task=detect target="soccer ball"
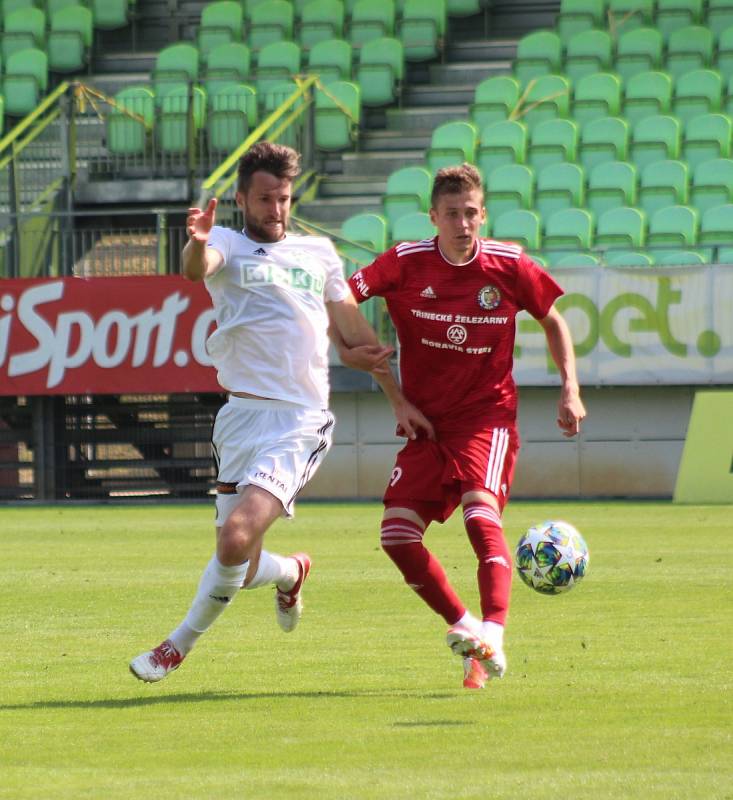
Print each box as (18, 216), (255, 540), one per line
(515, 520), (589, 595)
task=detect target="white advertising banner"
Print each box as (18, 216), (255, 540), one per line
(514, 264), (733, 385)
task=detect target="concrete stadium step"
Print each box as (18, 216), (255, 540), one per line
(446, 39), (519, 63)
(403, 84), (476, 107)
(297, 195), (383, 224)
(429, 61), (513, 85)
(87, 72), (152, 98)
(339, 150), (426, 177)
(385, 106), (469, 132)
(318, 175), (387, 198)
(92, 51), (157, 75)
(359, 130), (432, 152)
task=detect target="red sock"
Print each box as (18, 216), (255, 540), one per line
(381, 518), (465, 625)
(463, 503), (512, 625)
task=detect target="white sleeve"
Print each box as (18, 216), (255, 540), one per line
(206, 226), (231, 268)
(322, 238), (351, 303)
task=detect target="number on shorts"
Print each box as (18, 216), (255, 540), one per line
(389, 466), (403, 486)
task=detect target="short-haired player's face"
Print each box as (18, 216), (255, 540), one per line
(430, 188), (486, 255)
(236, 170), (292, 242)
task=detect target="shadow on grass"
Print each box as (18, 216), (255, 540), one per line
(0, 689), (457, 712)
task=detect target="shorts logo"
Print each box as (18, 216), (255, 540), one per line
(478, 285), (501, 310)
(447, 324), (468, 345)
(389, 467), (403, 486)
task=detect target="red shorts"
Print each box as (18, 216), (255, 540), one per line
(383, 426), (519, 524)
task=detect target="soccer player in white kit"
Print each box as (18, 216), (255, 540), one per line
(130, 142), (432, 682)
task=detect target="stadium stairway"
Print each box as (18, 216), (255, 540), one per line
(298, 1), (560, 226)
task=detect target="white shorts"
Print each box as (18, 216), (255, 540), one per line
(212, 395), (335, 525)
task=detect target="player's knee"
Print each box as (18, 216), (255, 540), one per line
(217, 519), (254, 565)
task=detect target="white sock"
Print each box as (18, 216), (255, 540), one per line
(456, 610), (483, 635)
(242, 551), (298, 591)
(482, 620), (505, 650)
(168, 555), (248, 656)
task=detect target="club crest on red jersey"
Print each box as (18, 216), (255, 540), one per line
(477, 285), (501, 310)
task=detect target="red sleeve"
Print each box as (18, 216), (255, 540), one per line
(514, 253), (564, 319)
(347, 247), (402, 303)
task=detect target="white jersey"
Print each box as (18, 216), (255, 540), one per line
(204, 226), (350, 408)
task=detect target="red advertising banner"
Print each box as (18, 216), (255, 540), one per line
(0, 277), (221, 395)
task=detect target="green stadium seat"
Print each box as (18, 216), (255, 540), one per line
(307, 37), (352, 84)
(700, 204), (733, 246)
(349, 0), (395, 49)
(197, 2), (243, 64)
(314, 80), (360, 151)
(426, 120), (477, 174)
(528, 118), (578, 172)
(564, 29), (613, 82)
(520, 74), (571, 127)
(477, 120), (527, 178)
(300, 0), (344, 50)
(596, 207), (647, 248)
(399, 0), (446, 62)
(243, 0), (269, 20)
(250, 0), (294, 51)
(106, 85), (154, 156)
(654, 250), (707, 265)
(153, 43), (199, 105)
(446, 0), (481, 17)
(535, 162), (585, 220)
(715, 25), (733, 77)
(341, 212), (388, 261)
(604, 250), (654, 265)
(709, 2), (733, 38)
(2, 47), (47, 115)
(492, 209), (541, 250)
(392, 211), (435, 243)
(355, 36), (402, 106)
(587, 161), (638, 217)
(48, 5), (92, 73)
(656, 0), (704, 39)
(666, 25), (713, 77)
(485, 163), (534, 222)
(614, 27), (663, 81)
(573, 72), (622, 125)
(579, 116), (630, 173)
(648, 205), (699, 251)
(513, 30), (562, 84)
(544, 208), (594, 259)
(91, 0), (131, 30)
(639, 160), (689, 217)
(673, 69), (723, 124)
(716, 246), (733, 264)
(470, 75), (520, 130)
(630, 115), (681, 170)
(553, 252), (601, 267)
(1, 8), (44, 61)
(691, 159), (733, 215)
(208, 83), (257, 153)
(557, 0), (605, 42)
(157, 84), (206, 155)
(608, 0), (653, 31)
(48, 0), (81, 13)
(683, 113), (732, 171)
(255, 40), (301, 98)
(1, 0), (36, 16)
(383, 166), (432, 229)
(623, 70), (673, 123)
(204, 42), (251, 97)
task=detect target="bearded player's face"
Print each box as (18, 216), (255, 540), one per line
(236, 171), (292, 243)
(430, 188), (486, 256)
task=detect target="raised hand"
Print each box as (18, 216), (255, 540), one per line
(187, 197), (218, 242)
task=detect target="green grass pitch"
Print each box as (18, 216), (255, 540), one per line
(1, 502), (731, 799)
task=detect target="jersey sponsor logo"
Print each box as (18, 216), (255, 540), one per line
(447, 324), (468, 345)
(420, 286), (437, 299)
(410, 308), (509, 325)
(236, 263), (325, 295)
(353, 270), (370, 298)
(478, 285), (501, 310)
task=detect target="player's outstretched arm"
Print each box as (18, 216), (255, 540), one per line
(182, 198), (223, 281)
(327, 296), (435, 441)
(537, 305), (586, 438)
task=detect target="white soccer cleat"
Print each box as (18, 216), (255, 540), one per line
(129, 639), (184, 683)
(275, 553), (311, 632)
(446, 624), (506, 680)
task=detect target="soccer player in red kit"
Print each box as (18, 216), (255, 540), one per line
(345, 164), (586, 688)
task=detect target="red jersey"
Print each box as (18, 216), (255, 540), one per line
(348, 236), (563, 430)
